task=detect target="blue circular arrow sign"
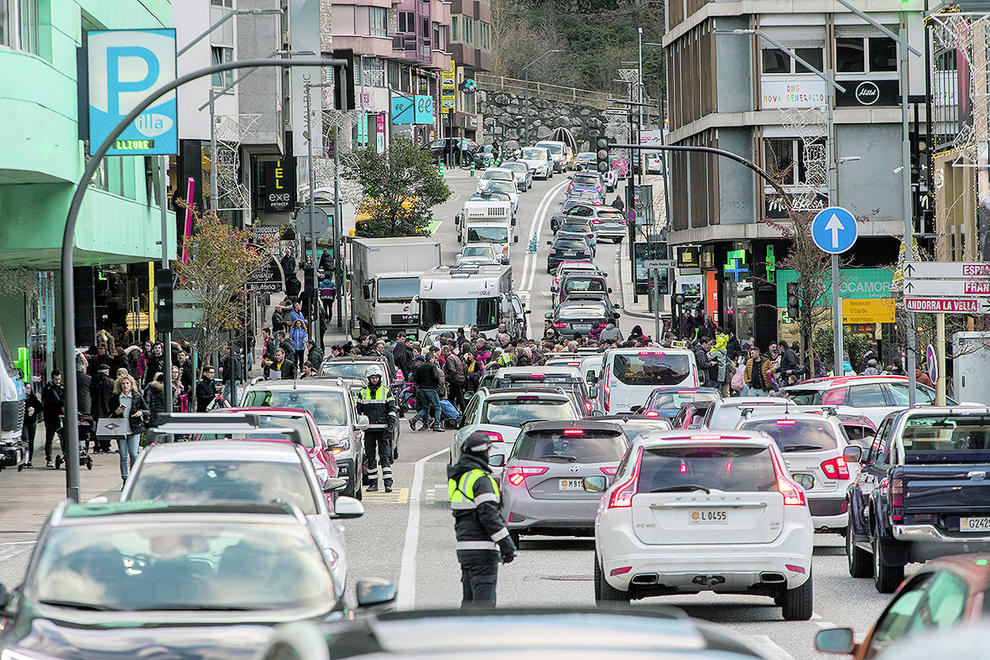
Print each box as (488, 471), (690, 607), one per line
(811, 206), (858, 254)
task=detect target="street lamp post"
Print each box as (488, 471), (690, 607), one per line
(304, 77), (333, 347)
(523, 49), (561, 145)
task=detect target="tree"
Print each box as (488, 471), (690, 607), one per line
(341, 136), (451, 237)
(172, 206), (272, 367)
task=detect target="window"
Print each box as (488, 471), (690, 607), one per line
(763, 137), (826, 186)
(422, 17), (428, 36)
(451, 16), (458, 41)
(868, 574), (932, 654)
(869, 37), (897, 72)
(847, 384), (888, 407)
(211, 46), (233, 87)
(513, 429), (626, 463)
(887, 383), (939, 406)
(399, 11), (412, 33)
(837, 35), (897, 74)
(762, 47), (823, 75)
(211, 0), (233, 6)
(916, 571), (968, 629)
(638, 446), (778, 493)
(370, 7), (388, 38)
(836, 37), (865, 72)
(1, 0), (39, 54)
(464, 16), (474, 44)
(738, 419), (839, 452)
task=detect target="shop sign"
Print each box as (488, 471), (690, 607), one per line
(775, 268), (894, 306)
(842, 298), (895, 324)
(260, 159), (296, 212)
(761, 76), (826, 109)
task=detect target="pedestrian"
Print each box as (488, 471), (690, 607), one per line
(75, 355), (93, 453)
(261, 328), (278, 363)
(357, 368), (398, 492)
(136, 340), (152, 382)
(146, 372), (167, 427)
(263, 348), (297, 380)
(699, 315), (717, 341)
(464, 352), (482, 395)
(443, 345), (467, 412)
(306, 339), (324, 370)
(175, 350), (194, 393)
(599, 321), (621, 343)
(447, 432), (516, 607)
(778, 340), (800, 380)
(92, 342), (114, 374)
(628, 325), (646, 342)
(300, 361), (317, 378)
(410, 354), (444, 431)
(110, 373), (149, 485)
(90, 364), (116, 453)
(693, 338), (716, 388)
(709, 338), (730, 396)
(289, 300), (306, 328)
(22, 382), (42, 468)
(916, 364), (934, 387)
(196, 365), (218, 412)
(862, 359), (881, 376)
(41, 369), (65, 467)
(391, 332), (413, 379)
(219, 344), (242, 400)
(278, 330), (294, 358)
(170, 364), (189, 412)
(744, 347), (773, 396)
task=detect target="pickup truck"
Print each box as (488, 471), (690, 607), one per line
(846, 406), (990, 593)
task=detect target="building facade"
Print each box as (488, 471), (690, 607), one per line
(448, 0), (493, 139)
(662, 0), (925, 348)
(0, 0), (174, 381)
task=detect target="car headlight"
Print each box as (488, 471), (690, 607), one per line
(329, 438), (350, 454)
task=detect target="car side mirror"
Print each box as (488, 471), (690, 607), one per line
(546, 240), (552, 245)
(511, 217), (517, 227)
(815, 628), (855, 654)
(362, 283), (373, 300)
(584, 476), (607, 492)
(523, 309), (532, 315)
(332, 496), (365, 519)
(356, 578), (397, 610)
(591, 409), (604, 417)
(323, 477), (348, 494)
(455, 213), (462, 227)
(550, 286), (558, 292)
(356, 415), (370, 430)
(843, 445), (863, 463)
(488, 454), (505, 467)
(629, 405), (642, 414)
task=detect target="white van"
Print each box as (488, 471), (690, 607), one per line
(591, 347), (698, 414)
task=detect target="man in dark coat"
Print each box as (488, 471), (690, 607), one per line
(90, 364), (116, 453)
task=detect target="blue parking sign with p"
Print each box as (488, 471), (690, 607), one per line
(87, 29), (178, 156)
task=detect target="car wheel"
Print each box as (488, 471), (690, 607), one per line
(872, 533), (903, 593)
(847, 518), (872, 578)
(594, 553), (630, 604)
(780, 575), (813, 621)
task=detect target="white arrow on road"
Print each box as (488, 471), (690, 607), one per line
(824, 213), (844, 249)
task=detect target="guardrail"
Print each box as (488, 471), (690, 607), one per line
(475, 73), (610, 109)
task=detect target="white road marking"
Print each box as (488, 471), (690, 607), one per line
(396, 447), (448, 610)
(743, 634), (797, 660)
(815, 620), (837, 629)
(522, 179), (570, 294)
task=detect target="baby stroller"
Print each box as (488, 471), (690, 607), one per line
(438, 398), (460, 430)
(395, 375), (416, 417)
(54, 414), (93, 471)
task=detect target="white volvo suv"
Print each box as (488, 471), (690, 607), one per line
(594, 430), (814, 620)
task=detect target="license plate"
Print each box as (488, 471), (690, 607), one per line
(566, 252), (579, 256)
(689, 510), (728, 524)
(960, 517), (990, 532)
(559, 479), (584, 490)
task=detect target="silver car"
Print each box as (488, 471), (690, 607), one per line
(119, 440), (364, 599)
(501, 161), (533, 191)
(500, 420), (627, 545)
(240, 381), (368, 500)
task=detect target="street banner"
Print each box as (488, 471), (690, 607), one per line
(86, 29), (177, 156)
(289, 0), (322, 157)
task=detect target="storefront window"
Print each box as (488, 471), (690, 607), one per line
(836, 37), (865, 73)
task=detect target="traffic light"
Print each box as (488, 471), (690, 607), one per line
(786, 281), (800, 322)
(595, 136), (611, 174)
(157, 267), (173, 332)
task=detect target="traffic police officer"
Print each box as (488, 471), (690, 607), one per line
(356, 367), (398, 492)
(448, 431), (516, 607)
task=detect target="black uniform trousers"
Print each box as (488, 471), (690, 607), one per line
(458, 549), (499, 607)
(363, 428), (393, 485)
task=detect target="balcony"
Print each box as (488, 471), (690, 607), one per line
(431, 49), (451, 71)
(432, 0), (451, 24)
(333, 33), (395, 58)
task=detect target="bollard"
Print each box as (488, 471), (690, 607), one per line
(470, 162), (475, 176)
(439, 161), (445, 176)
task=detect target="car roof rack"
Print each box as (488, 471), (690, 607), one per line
(150, 412), (302, 445)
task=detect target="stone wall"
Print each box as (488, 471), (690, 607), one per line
(478, 89), (625, 152)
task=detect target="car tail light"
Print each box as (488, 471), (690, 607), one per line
(479, 431), (503, 443)
(592, 218), (602, 224)
(568, 183), (574, 191)
(584, 250), (591, 255)
(645, 410), (659, 418)
(610, 566), (632, 576)
(596, 185), (602, 192)
(785, 564), (806, 574)
(586, 233), (593, 238)
(885, 477), (904, 521)
(776, 420), (796, 425)
(553, 323), (566, 328)
(563, 429), (584, 435)
(820, 456), (850, 480)
(601, 466), (618, 476)
(770, 450), (806, 506)
(608, 447), (642, 508)
(506, 465), (549, 486)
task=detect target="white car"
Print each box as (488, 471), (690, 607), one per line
(644, 154), (663, 174)
(594, 430), (814, 620)
(501, 161), (533, 191)
(518, 146), (553, 179)
(456, 244), (500, 266)
(592, 347), (699, 415)
(535, 140), (569, 173)
(699, 396), (795, 430)
(736, 411), (861, 533)
(476, 167), (515, 193)
(478, 179), (519, 215)
(119, 440), (363, 599)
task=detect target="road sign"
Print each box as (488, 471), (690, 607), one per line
(904, 297), (990, 314)
(903, 279), (990, 296)
(296, 208), (331, 235)
(903, 262), (990, 280)
(645, 259), (676, 270)
(926, 344), (938, 382)
(627, 208), (636, 223)
(811, 206), (858, 254)
(86, 29), (178, 156)
(248, 256), (283, 294)
(842, 298), (896, 324)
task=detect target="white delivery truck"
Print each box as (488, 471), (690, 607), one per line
(455, 198), (517, 264)
(417, 264), (528, 340)
(351, 237), (443, 336)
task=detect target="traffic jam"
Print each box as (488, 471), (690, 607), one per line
(3, 143), (990, 660)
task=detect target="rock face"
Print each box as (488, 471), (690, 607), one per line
(478, 89), (622, 152)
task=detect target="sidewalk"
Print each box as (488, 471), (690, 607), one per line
(615, 175), (669, 327)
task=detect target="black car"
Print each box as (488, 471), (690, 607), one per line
(553, 272), (610, 307)
(0, 501), (394, 660)
(546, 237), (593, 273)
(545, 299), (618, 340)
(424, 137), (481, 166)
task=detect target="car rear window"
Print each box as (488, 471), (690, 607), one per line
(708, 404), (790, 431)
(902, 416), (990, 463)
(564, 278), (606, 293)
(241, 390), (348, 427)
(513, 429), (626, 463)
(612, 352), (692, 386)
(785, 388), (821, 405)
(480, 399), (577, 426)
(573, 175), (598, 185)
(222, 414), (316, 448)
(736, 419), (838, 452)
(597, 210), (624, 221)
(637, 446), (777, 493)
(651, 391), (720, 411)
(555, 239), (587, 249)
(558, 305), (607, 320)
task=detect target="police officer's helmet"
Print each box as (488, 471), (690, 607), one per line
(460, 430), (497, 455)
(365, 365), (384, 383)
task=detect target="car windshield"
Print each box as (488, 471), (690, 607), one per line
(737, 419), (838, 451)
(318, 362), (378, 380)
(612, 353), (692, 387)
(241, 390), (349, 427)
(638, 446), (777, 493)
(573, 175), (599, 186)
(901, 415), (990, 463)
(127, 460), (319, 514)
(484, 181), (515, 194)
(557, 305), (607, 320)
(213, 414), (316, 448)
(420, 297), (500, 330)
(650, 391), (720, 411)
(377, 276), (419, 303)
(521, 148), (548, 160)
(513, 429), (626, 463)
(470, 191), (511, 202)
(468, 226), (509, 243)
(29, 521), (334, 611)
(538, 143), (564, 154)
(480, 398), (577, 426)
(462, 246), (494, 257)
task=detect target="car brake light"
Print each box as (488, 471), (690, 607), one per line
(610, 566), (632, 576)
(553, 323), (566, 328)
(480, 431), (503, 443)
(608, 447), (642, 508)
(820, 456), (850, 480)
(776, 419), (796, 425)
(516, 396), (539, 402)
(689, 435), (722, 441)
(563, 429), (584, 435)
(638, 351), (664, 356)
(645, 410), (659, 417)
(887, 477), (904, 521)
(568, 183), (574, 191)
(770, 450), (806, 506)
(592, 218), (602, 224)
(506, 465), (549, 486)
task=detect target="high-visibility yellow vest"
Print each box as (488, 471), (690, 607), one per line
(360, 386), (389, 401)
(448, 468), (499, 510)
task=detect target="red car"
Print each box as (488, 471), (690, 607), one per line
(816, 553), (990, 658)
(216, 407), (338, 500)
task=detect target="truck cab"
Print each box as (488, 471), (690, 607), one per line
(417, 265), (527, 340)
(456, 197), (517, 264)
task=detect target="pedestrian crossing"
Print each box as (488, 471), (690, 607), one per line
(361, 487), (410, 504)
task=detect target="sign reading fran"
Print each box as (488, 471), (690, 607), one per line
(259, 159), (297, 212)
(86, 29), (178, 156)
